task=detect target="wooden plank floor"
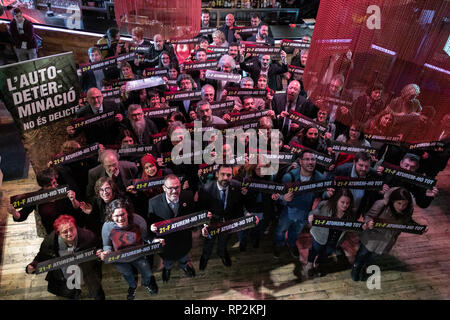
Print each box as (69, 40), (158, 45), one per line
(0, 164), (449, 300)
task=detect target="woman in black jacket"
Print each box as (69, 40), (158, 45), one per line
(25, 215), (104, 299)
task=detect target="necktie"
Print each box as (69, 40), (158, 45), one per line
(282, 102), (293, 136)
(169, 202), (178, 217)
(220, 189), (226, 209)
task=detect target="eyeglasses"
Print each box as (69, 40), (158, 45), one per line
(99, 187), (112, 194)
(164, 185), (180, 191)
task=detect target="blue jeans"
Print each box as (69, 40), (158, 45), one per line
(163, 253), (190, 270)
(353, 242), (377, 269)
(114, 257), (153, 288)
(307, 239), (338, 263)
(274, 213), (306, 248)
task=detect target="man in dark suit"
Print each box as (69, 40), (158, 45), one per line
(272, 80), (318, 141)
(169, 74), (198, 121)
(239, 50), (288, 91)
(67, 87), (123, 145)
(218, 14), (238, 45)
(197, 164), (247, 270)
(86, 149), (138, 202)
(327, 152), (382, 219)
(119, 104), (159, 145)
(246, 23), (275, 46)
(80, 47), (120, 93)
(148, 175), (197, 282)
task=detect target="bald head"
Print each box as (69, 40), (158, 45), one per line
(225, 14), (235, 27)
(87, 87), (103, 109)
(287, 80), (301, 102)
(154, 34), (164, 51)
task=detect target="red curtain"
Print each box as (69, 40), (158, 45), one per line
(114, 0), (202, 40)
(304, 0), (449, 141)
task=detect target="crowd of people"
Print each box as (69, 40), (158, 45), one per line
(5, 8), (450, 300)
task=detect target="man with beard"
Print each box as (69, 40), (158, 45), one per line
(273, 150), (328, 259)
(135, 34), (177, 69)
(239, 51), (288, 92)
(313, 74), (353, 138)
(378, 153), (438, 209)
(67, 87), (123, 145)
(227, 42), (241, 66)
(119, 104), (159, 146)
(327, 152), (381, 219)
(218, 14), (238, 45)
(86, 149), (138, 202)
(289, 125), (328, 154)
(246, 22), (275, 46)
(198, 165), (249, 270)
(148, 175), (197, 282)
(196, 100), (227, 126)
(169, 74), (198, 121)
(273, 80), (318, 141)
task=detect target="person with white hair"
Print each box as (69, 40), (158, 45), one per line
(86, 149), (138, 202)
(118, 104), (159, 145)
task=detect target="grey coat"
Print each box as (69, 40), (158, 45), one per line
(360, 187), (415, 255)
(308, 201), (347, 245)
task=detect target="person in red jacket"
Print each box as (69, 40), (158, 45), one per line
(8, 8), (38, 61)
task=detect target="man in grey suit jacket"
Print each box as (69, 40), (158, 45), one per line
(86, 149), (138, 202)
(148, 175), (197, 283)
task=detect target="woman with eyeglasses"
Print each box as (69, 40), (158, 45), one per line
(313, 108), (336, 141)
(81, 177), (126, 236)
(334, 122), (372, 166)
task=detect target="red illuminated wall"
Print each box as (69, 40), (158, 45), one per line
(114, 0), (202, 40)
(304, 0), (449, 142)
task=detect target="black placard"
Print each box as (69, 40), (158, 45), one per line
(117, 145), (153, 157)
(78, 53), (135, 74)
(72, 110), (115, 129)
(284, 179), (334, 194)
(11, 185), (70, 209)
(205, 70), (242, 82)
(104, 242), (163, 264)
(153, 211), (210, 236)
(182, 60), (218, 71)
(143, 106), (177, 118)
(330, 141), (377, 156)
(143, 67), (169, 77)
(381, 162), (436, 189)
(207, 215), (258, 237)
(334, 176), (383, 189)
(287, 142), (334, 168)
(35, 247), (98, 274)
(287, 109), (327, 133)
(51, 144), (99, 166)
(225, 87), (267, 97)
(164, 90), (202, 102)
(229, 110), (269, 123)
(312, 216), (426, 235)
(281, 39), (311, 49)
(240, 178), (285, 194)
(288, 65), (304, 75)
